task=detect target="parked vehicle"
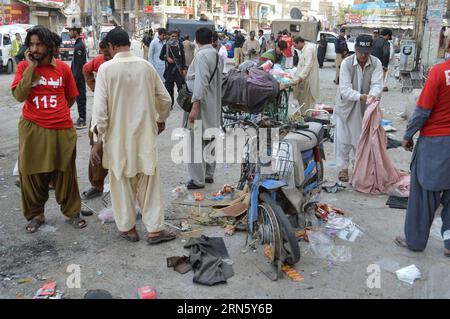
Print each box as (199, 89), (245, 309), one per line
(0, 25), (28, 74)
(166, 18), (215, 42)
(316, 31), (355, 61)
(223, 108), (331, 280)
(60, 27), (75, 61)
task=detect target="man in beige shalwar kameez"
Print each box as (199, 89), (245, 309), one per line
(91, 27), (175, 244)
(292, 36), (319, 115)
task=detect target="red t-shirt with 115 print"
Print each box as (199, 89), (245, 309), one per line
(11, 60), (79, 129)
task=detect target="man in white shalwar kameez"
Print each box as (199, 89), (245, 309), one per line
(148, 28), (166, 82)
(91, 27), (175, 244)
(334, 34), (384, 182)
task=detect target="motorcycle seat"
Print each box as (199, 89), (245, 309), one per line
(283, 122), (323, 152)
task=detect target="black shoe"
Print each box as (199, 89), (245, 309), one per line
(383, 87), (389, 92)
(75, 118), (87, 129)
(333, 80), (339, 85)
(205, 177), (214, 184)
(186, 180), (205, 190)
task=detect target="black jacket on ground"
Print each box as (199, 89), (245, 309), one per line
(71, 38), (87, 82)
(372, 37), (390, 68)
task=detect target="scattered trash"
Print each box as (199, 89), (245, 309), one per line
(386, 196), (408, 210)
(96, 271), (103, 277)
(18, 277), (34, 284)
(224, 223), (236, 236)
(387, 137), (402, 149)
(84, 289), (113, 299)
(194, 192), (204, 201)
(171, 185), (188, 198)
(306, 231), (352, 262)
(311, 271), (319, 277)
(325, 216), (363, 242)
(34, 282), (62, 299)
(167, 256), (192, 274)
(138, 286), (157, 299)
(39, 224), (57, 233)
(395, 264), (421, 285)
(295, 228), (311, 242)
(281, 264), (304, 281)
(98, 207), (115, 224)
(322, 182), (346, 193)
(315, 203), (344, 221)
(181, 221), (192, 232)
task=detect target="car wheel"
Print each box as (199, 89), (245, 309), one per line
(7, 60), (13, 74)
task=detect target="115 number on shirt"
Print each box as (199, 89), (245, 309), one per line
(32, 95), (57, 109)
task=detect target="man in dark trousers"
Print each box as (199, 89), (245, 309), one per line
(395, 45), (450, 257)
(371, 28), (391, 91)
(334, 28), (348, 85)
(234, 30), (245, 67)
(160, 30), (186, 108)
(69, 23), (87, 129)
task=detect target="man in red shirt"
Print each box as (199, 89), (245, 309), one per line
(80, 39), (112, 201)
(281, 30), (294, 68)
(11, 26), (87, 233)
(395, 45), (450, 256)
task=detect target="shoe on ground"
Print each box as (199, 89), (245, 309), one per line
(205, 177), (214, 184)
(186, 180), (205, 190)
(75, 118), (87, 129)
(383, 87), (389, 92)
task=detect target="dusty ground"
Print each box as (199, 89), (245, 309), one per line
(1, 43), (449, 299)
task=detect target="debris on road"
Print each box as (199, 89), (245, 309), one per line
(138, 286), (157, 299)
(281, 264), (304, 281)
(34, 281), (63, 299)
(305, 231), (352, 262)
(395, 265), (421, 285)
(322, 182), (346, 193)
(84, 289), (113, 299)
(98, 207), (115, 224)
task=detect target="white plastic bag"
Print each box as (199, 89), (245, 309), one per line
(395, 264), (421, 285)
(98, 207), (115, 224)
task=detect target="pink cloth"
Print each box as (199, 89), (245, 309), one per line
(351, 100), (410, 197)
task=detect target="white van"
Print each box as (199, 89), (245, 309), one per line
(0, 25), (28, 74)
(316, 31), (355, 61)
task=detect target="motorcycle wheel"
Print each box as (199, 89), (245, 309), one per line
(258, 192), (300, 266)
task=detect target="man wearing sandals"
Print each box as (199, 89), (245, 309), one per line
(334, 34), (383, 183)
(91, 27), (175, 244)
(10, 26), (87, 233)
(80, 39), (112, 201)
(395, 46), (450, 256)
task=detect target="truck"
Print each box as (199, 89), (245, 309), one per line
(271, 19), (320, 43)
(166, 18), (215, 41)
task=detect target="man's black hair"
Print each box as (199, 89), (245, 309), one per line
(195, 27), (213, 45)
(184, 34), (190, 40)
(212, 31), (219, 42)
(258, 30), (263, 34)
(158, 28), (166, 35)
(169, 30), (178, 35)
(277, 40), (287, 51)
(293, 36), (305, 43)
(105, 27), (130, 47)
(25, 25), (56, 58)
(51, 32), (62, 48)
(99, 38), (108, 49)
(282, 29), (288, 35)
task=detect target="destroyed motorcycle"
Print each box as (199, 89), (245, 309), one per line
(223, 112), (330, 280)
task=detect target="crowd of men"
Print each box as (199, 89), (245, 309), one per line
(8, 23), (450, 257)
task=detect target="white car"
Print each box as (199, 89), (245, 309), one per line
(316, 31), (355, 61)
(0, 25), (28, 74)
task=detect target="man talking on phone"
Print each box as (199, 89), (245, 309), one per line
(10, 26), (86, 233)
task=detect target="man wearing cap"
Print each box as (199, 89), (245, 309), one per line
(334, 34), (384, 182)
(372, 29), (379, 40)
(292, 36), (319, 114)
(68, 23), (87, 129)
(334, 28), (349, 85)
(372, 28), (391, 91)
(395, 44), (450, 257)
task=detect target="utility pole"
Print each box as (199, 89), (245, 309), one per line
(121, 0), (124, 27)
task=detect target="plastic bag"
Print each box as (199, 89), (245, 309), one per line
(171, 185), (188, 199)
(395, 264), (421, 285)
(306, 231), (352, 262)
(98, 207), (115, 224)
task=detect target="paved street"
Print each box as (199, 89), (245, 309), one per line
(1, 42), (449, 299)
